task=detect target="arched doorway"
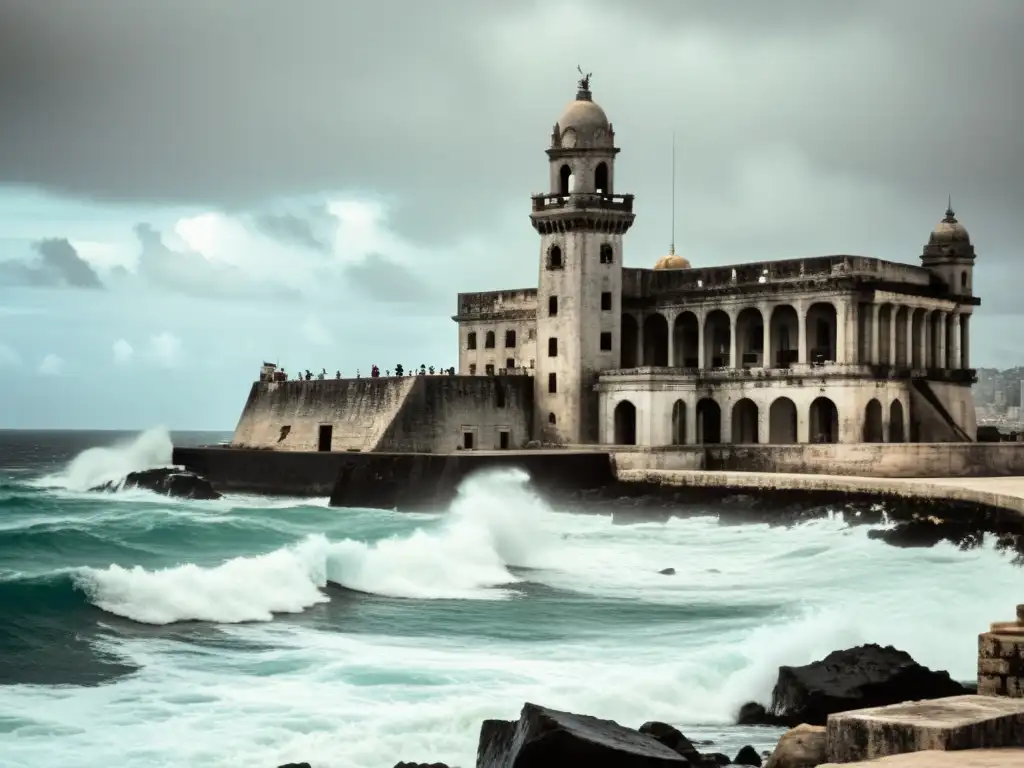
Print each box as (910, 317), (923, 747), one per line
(768, 397), (797, 443)
(889, 400), (905, 443)
(595, 162), (609, 194)
(810, 397), (839, 443)
(735, 308), (765, 368)
(671, 400), (686, 445)
(643, 313), (669, 366)
(559, 164), (573, 195)
(731, 398), (759, 443)
(704, 310), (731, 368)
(620, 314), (638, 367)
(770, 305), (799, 368)
(696, 398), (721, 444)
(614, 401), (637, 445)
(805, 302), (838, 364)
(864, 399), (884, 442)
(673, 312), (699, 368)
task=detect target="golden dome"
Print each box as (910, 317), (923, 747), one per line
(653, 252), (691, 270)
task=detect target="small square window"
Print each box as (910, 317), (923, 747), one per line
(601, 292), (612, 311)
(600, 332), (612, 351)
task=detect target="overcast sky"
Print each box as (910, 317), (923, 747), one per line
(0, 0), (1021, 429)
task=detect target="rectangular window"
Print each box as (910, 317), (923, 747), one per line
(599, 244), (613, 264)
(548, 337), (558, 357)
(505, 329), (516, 348)
(499, 430), (510, 450)
(548, 296), (558, 316)
(463, 431), (474, 450)
(469, 363), (477, 375)
(505, 357), (515, 370)
(467, 332), (477, 350)
(600, 332), (612, 351)
(601, 292), (612, 311)
(484, 332), (495, 349)
(528, 328), (536, 340)
(485, 363), (495, 376)
(548, 372), (557, 393)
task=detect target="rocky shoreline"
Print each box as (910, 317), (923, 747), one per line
(275, 643), (974, 768)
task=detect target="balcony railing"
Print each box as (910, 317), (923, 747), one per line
(531, 192), (634, 213)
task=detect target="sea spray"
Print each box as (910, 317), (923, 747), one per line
(33, 427), (175, 492)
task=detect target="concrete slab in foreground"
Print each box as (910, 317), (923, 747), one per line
(826, 695), (1024, 763)
(820, 748), (1024, 767)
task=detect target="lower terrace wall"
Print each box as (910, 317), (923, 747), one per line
(611, 443), (1024, 478)
(230, 375), (534, 453)
(171, 446), (613, 505)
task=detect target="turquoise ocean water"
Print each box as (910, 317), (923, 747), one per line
(0, 428), (1019, 768)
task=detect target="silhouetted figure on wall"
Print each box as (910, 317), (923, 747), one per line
(395, 364), (404, 377)
(371, 365), (380, 378)
(448, 367), (455, 375)
(304, 370), (312, 381)
(419, 364), (426, 375)
(335, 370), (341, 379)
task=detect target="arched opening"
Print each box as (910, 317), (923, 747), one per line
(558, 164), (572, 195)
(548, 412), (556, 425)
(769, 305), (799, 368)
(614, 400), (637, 445)
(805, 302), (837, 364)
(731, 398), (759, 444)
(911, 308), (925, 368)
(484, 330), (495, 349)
(768, 397), (797, 443)
(696, 398), (721, 444)
(864, 399), (884, 442)
(703, 309), (731, 368)
(547, 244), (563, 269)
(961, 271), (968, 290)
(673, 312), (699, 368)
(889, 400), (905, 443)
(595, 162), (609, 194)
(735, 307), (765, 367)
(671, 400), (686, 445)
(894, 306), (908, 366)
(505, 329), (517, 348)
(599, 243), (614, 264)
(810, 397), (839, 444)
(620, 314), (638, 367)
(643, 313), (669, 367)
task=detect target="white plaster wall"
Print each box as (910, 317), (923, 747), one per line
(458, 319), (537, 375)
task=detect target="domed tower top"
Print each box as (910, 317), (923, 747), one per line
(921, 196), (976, 295)
(653, 246), (691, 270)
(550, 67), (615, 150)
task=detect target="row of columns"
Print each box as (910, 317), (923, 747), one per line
(865, 305), (970, 370)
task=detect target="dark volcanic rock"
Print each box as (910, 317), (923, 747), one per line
(733, 744), (762, 766)
(394, 763), (451, 768)
(477, 703), (687, 767)
(91, 467), (221, 500)
(277, 763), (312, 768)
(735, 702), (788, 727)
(747, 643), (969, 726)
(639, 721), (701, 762)
(658, 568), (677, 575)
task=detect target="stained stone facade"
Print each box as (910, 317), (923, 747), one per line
(978, 605), (1024, 698)
(453, 78), (980, 447)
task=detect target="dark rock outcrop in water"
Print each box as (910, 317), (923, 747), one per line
(394, 763), (452, 768)
(90, 467), (221, 500)
(738, 643), (969, 727)
(477, 703), (688, 766)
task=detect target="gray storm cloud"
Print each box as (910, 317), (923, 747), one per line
(0, 0), (1021, 309)
(0, 238), (103, 288)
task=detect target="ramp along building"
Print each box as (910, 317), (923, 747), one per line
(453, 72), (979, 447)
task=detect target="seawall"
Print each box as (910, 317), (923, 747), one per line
(230, 375), (534, 452)
(171, 446), (614, 507)
(612, 443), (1024, 478)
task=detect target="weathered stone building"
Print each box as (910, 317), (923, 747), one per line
(454, 74), (980, 447)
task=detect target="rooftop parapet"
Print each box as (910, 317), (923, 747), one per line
(454, 288), (538, 321)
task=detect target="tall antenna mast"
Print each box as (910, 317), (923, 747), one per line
(670, 130), (676, 255)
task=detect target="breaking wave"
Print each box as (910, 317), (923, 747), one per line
(31, 427), (175, 493)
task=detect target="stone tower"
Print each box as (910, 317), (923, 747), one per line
(921, 199), (976, 297)
(530, 72), (635, 444)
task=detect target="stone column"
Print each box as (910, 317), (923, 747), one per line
(962, 314), (971, 368)
(905, 311), (915, 369)
(937, 311), (948, 369)
(728, 310), (737, 368)
(667, 313), (676, 367)
(697, 313), (705, 370)
(835, 298), (848, 364)
(797, 302), (808, 364)
(915, 310), (927, 369)
(685, 399), (698, 445)
(846, 301), (859, 364)
(950, 314), (962, 370)
(870, 303), (881, 364)
(887, 306), (897, 367)
(762, 304), (773, 368)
